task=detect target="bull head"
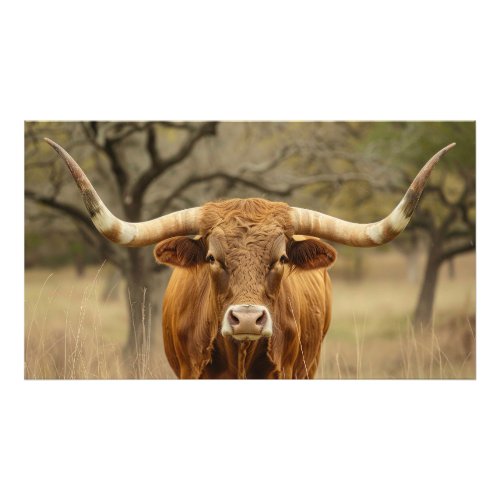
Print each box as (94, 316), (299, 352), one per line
(152, 209), (338, 341)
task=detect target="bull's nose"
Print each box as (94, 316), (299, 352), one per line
(229, 306), (267, 332)
(221, 304), (273, 341)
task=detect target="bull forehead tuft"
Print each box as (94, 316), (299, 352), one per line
(224, 224), (283, 259)
(199, 198), (294, 236)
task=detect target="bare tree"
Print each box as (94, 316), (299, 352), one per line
(295, 121), (476, 328)
(410, 168), (475, 327)
(26, 122), (219, 365)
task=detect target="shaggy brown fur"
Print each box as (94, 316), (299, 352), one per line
(155, 198), (336, 379)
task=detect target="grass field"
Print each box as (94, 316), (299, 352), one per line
(24, 249), (476, 379)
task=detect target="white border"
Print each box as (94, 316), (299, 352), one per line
(3, 1), (497, 499)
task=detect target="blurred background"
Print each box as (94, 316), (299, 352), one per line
(24, 121), (475, 379)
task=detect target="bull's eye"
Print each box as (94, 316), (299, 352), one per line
(280, 255), (289, 264)
(207, 254), (216, 264)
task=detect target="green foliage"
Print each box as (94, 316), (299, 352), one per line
(25, 228), (99, 268)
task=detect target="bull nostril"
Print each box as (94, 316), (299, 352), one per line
(229, 311), (240, 326)
(256, 311), (266, 326)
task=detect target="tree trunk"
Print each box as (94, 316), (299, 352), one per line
(406, 245), (419, 285)
(413, 240), (442, 330)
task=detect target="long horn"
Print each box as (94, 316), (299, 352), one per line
(290, 143), (456, 247)
(44, 138), (200, 246)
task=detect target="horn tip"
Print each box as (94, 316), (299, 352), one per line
(442, 142), (456, 154)
(432, 143), (456, 163)
(44, 137), (60, 151)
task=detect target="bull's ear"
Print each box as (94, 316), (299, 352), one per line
(287, 238), (337, 270)
(154, 236), (206, 268)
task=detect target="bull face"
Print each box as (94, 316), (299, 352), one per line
(154, 216), (337, 342)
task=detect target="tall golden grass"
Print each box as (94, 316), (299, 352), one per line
(24, 250), (475, 379)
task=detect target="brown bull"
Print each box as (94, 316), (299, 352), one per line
(44, 138), (455, 379)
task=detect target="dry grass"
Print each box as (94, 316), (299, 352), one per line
(316, 250), (476, 379)
(24, 263), (175, 379)
(24, 250), (475, 379)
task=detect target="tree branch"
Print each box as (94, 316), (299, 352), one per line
(157, 122), (198, 133)
(424, 184), (455, 207)
(129, 122), (218, 210)
(106, 122), (150, 144)
(151, 172), (298, 217)
(445, 228), (476, 241)
(103, 138), (129, 194)
(82, 122), (130, 196)
(145, 125), (159, 168)
(25, 190), (126, 269)
(74, 225), (128, 271)
(25, 190), (96, 231)
(439, 241), (476, 263)
(239, 145), (298, 174)
(149, 165), (412, 219)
